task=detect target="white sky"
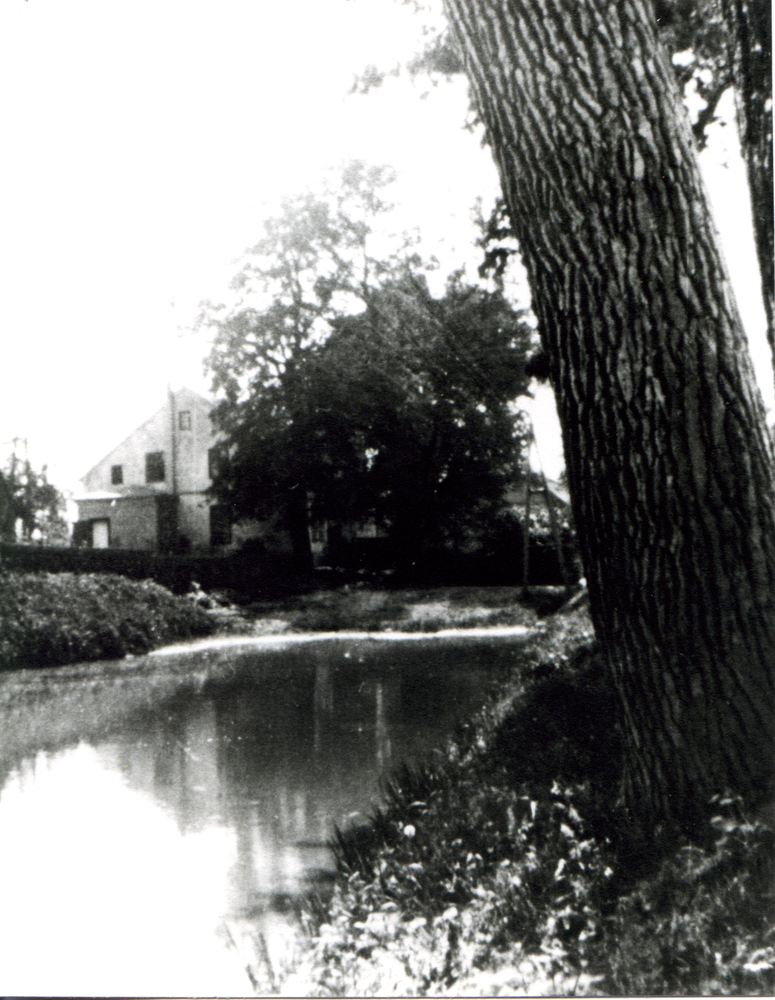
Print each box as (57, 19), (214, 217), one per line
(0, 0), (770, 494)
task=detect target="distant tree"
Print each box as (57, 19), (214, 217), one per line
(201, 166), (533, 570)
(202, 162), (411, 570)
(304, 273), (532, 565)
(1, 446), (68, 545)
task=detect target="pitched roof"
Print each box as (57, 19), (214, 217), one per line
(78, 386), (213, 485)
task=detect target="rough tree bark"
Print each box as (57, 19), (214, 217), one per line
(719, 0), (774, 383)
(444, 0), (775, 832)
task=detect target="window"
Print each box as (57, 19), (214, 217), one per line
(145, 451), (165, 483)
(209, 504), (232, 546)
(178, 410), (191, 431)
(111, 464), (123, 485)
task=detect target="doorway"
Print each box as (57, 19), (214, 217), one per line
(92, 519), (110, 548)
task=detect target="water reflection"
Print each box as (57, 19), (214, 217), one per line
(0, 743), (248, 997)
(0, 636), (512, 995)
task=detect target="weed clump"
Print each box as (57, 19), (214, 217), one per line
(0, 571), (215, 670)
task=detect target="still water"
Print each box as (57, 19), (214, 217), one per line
(0, 632), (525, 996)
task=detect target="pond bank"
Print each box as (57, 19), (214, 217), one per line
(0, 571), (571, 673)
(226, 583), (565, 636)
(264, 599), (775, 997)
(2, 574), (771, 995)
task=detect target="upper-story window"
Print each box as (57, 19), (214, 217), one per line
(145, 451), (165, 483)
(178, 410), (192, 431)
(111, 464), (123, 485)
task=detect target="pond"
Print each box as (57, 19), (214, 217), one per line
(0, 629), (529, 996)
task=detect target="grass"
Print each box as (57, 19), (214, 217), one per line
(0, 571), (216, 671)
(236, 584), (572, 636)
(272, 601), (775, 997)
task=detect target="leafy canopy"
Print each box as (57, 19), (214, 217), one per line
(200, 163), (534, 558)
(0, 446), (68, 545)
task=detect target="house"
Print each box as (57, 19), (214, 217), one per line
(504, 473), (570, 520)
(502, 472), (572, 546)
(74, 387), (235, 552)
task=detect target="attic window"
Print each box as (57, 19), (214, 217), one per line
(111, 464), (123, 485)
(178, 410), (192, 431)
(145, 451), (165, 483)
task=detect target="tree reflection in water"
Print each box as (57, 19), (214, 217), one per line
(0, 634), (517, 994)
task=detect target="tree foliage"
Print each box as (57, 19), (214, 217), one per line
(201, 165), (533, 568)
(308, 275), (532, 556)
(206, 163), (407, 399)
(0, 447), (68, 545)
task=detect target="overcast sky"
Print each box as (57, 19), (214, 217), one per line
(0, 0), (769, 494)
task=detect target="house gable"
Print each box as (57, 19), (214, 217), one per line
(75, 388), (222, 552)
(80, 388), (215, 496)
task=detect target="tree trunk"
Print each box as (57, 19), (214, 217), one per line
(445, 0), (775, 832)
(286, 482), (314, 575)
(719, 0), (774, 384)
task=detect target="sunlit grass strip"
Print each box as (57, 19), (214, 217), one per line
(151, 624), (535, 656)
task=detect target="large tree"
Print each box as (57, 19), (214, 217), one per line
(443, 0), (775, 834)
(203, 166), (532, 570)
(203, 162), (404, 571)
(378, 0), (773, 375)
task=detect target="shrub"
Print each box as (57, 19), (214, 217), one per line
(0, 571), (215, 670)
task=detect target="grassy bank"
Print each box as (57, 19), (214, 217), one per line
(0, 571), (216, 671)
(274, 603), (774, 997)
(235, 583), (570, 635)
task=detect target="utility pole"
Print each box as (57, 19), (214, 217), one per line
(168, 383), (177, 496)
(522, 430), (532, 588)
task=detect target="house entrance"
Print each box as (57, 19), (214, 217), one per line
(92, 519), (110, 549)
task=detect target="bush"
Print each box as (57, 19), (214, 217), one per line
(0, 571), (216, 670)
